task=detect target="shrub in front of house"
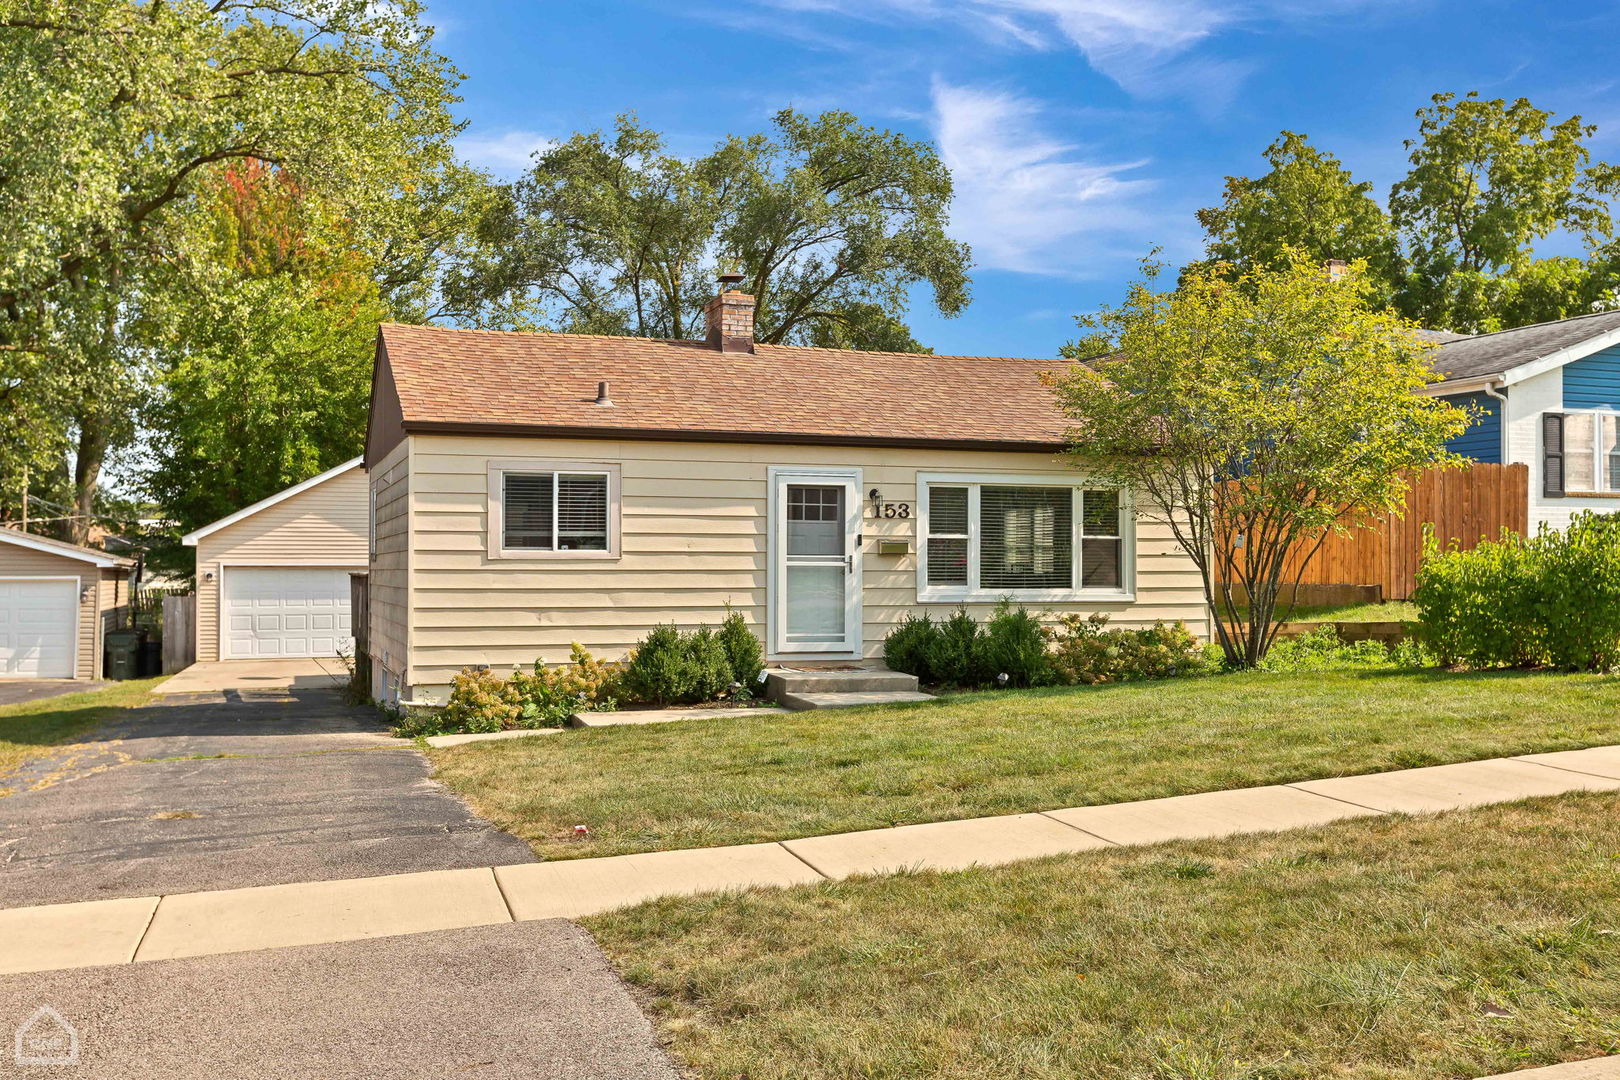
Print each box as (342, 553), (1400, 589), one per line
(410, 666), (520, 737)
(390, 645), (625, 737)
(1045, 613), (1207, 685)
(1413, 511), (1620, 670)
(717, 609), (764, 688)
(883, 613), (937, 684)
(623, 617), (767, 707)
(925, 607), (984, 687)
(978, 600), (1053, 687)
(882, 605), (1198, 689)
(507, 643), (626, 727)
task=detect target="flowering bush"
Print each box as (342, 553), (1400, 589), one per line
(508, 643), (626, 727)
(391, 645), (625, 737)
(1045, 613), (1207, 685)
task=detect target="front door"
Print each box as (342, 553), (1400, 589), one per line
(770, 468), (861, 656)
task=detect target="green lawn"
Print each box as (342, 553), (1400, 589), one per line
(429, 669), (1620, 860)
(1267, 600), (1418, 623)
(587, 792), (1620, 1080)
(0, 678), (165, 781)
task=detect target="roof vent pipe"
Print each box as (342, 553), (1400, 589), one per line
(594, 381), (614, 407)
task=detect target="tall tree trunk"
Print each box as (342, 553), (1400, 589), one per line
(70, 413), (106, 545)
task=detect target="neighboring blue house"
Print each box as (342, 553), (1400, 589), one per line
(1421, 310), (1620, 530)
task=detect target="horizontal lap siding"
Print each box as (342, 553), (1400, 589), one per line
(369, 441), (410, 698)
(404, 435), (1212, 700)
(194, 467), (369, 662)
(0, 546), (103, 679)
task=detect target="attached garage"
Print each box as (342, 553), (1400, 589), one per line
(0, 529), (135, 680)
(183, 457), (367, 664)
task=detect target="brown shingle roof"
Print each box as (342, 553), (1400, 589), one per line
(379, 324), (1072, 451)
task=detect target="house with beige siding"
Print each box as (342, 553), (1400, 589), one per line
(363, 282), (1212, 706)
(0, 529), (133, 680)
(181, 458), (367, 662)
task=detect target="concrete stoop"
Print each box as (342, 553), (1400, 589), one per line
(763, 668), (931, 710)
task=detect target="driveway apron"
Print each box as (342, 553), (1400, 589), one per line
(0, 688), (535, 908)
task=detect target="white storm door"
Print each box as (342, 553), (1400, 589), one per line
(770, 468), (861, 655)
(0, 579), (77, 678)
(223, 567), (354, 659)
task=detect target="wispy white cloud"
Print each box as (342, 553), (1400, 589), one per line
(931, 81), (1159, 276)
(757, 0), (1389, 101)
(457, 129), (555, 174)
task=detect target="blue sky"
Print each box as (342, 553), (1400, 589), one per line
(428, 0), (1620, 358)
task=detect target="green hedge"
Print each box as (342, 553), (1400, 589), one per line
(884, 603), (1205, 688)
(1412, 511), (1620, 670)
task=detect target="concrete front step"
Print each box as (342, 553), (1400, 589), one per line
(778, 690), (935, 710)
(763, 668), (919, 702)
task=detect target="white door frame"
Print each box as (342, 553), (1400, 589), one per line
(766, 466), (863, 659)
(217, 562), (365, 660)
(0, 576), (81, 680)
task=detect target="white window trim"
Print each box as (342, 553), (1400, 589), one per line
(486, 459), (621, 561)
(916, 472), (1136, 604)
(766, 465), (864, 659)
(1557, 408), (1620, 494)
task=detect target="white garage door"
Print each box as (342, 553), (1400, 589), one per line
(0, 579), (77, 679)
(223, 568), (355, 659)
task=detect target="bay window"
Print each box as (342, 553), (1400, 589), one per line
(919, 475), (1131, 600)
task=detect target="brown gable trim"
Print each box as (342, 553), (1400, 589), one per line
(402, 420), (1070, 455)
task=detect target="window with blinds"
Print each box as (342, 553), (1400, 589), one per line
(921, 480), (1126, 596)
(925, 486), (969, 585)
(503, 471), (609, 551)
(981, 486), (1072, 589)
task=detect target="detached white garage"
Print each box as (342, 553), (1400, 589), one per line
(183, 458), (367, 663)
(0, 529), (135, 680)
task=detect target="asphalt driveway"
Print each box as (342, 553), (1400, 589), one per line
(0, 688), (535, 908)
(0, 921), (681, 1079)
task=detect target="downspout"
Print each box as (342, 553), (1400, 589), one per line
(1483, 381), (1508, 464)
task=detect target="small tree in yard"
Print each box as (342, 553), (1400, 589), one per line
(1046, 251), (1471, 667)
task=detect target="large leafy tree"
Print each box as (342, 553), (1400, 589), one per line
(449, 111), (970, 348)
(1390, 92), (1619, 330)
(1193, 92), (1620, 334)
(0, 0), (462, 541)
(1048, 252), (1469, 667)
(137, 164), (386, 573)
(1196, 131), (1400, 304)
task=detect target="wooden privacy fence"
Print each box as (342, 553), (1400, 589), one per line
(1276, 462), (1528, 600)
(162, 593), (196, 674)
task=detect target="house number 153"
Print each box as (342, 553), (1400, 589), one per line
(873, 503), (911, 518)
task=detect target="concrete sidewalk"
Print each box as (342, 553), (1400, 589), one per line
(4, 744), (1619, 977)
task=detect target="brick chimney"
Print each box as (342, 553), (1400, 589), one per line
(704, 272), (755, 353)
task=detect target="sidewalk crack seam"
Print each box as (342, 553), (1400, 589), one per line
(1510, 757), (1620, 783)
(1282, 784), (1392, 815)
(488, 867), (519, 923)
(128, 895), (164, 964)
(1036, 811), (1122, 846)
(775, 842), (833, 880)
